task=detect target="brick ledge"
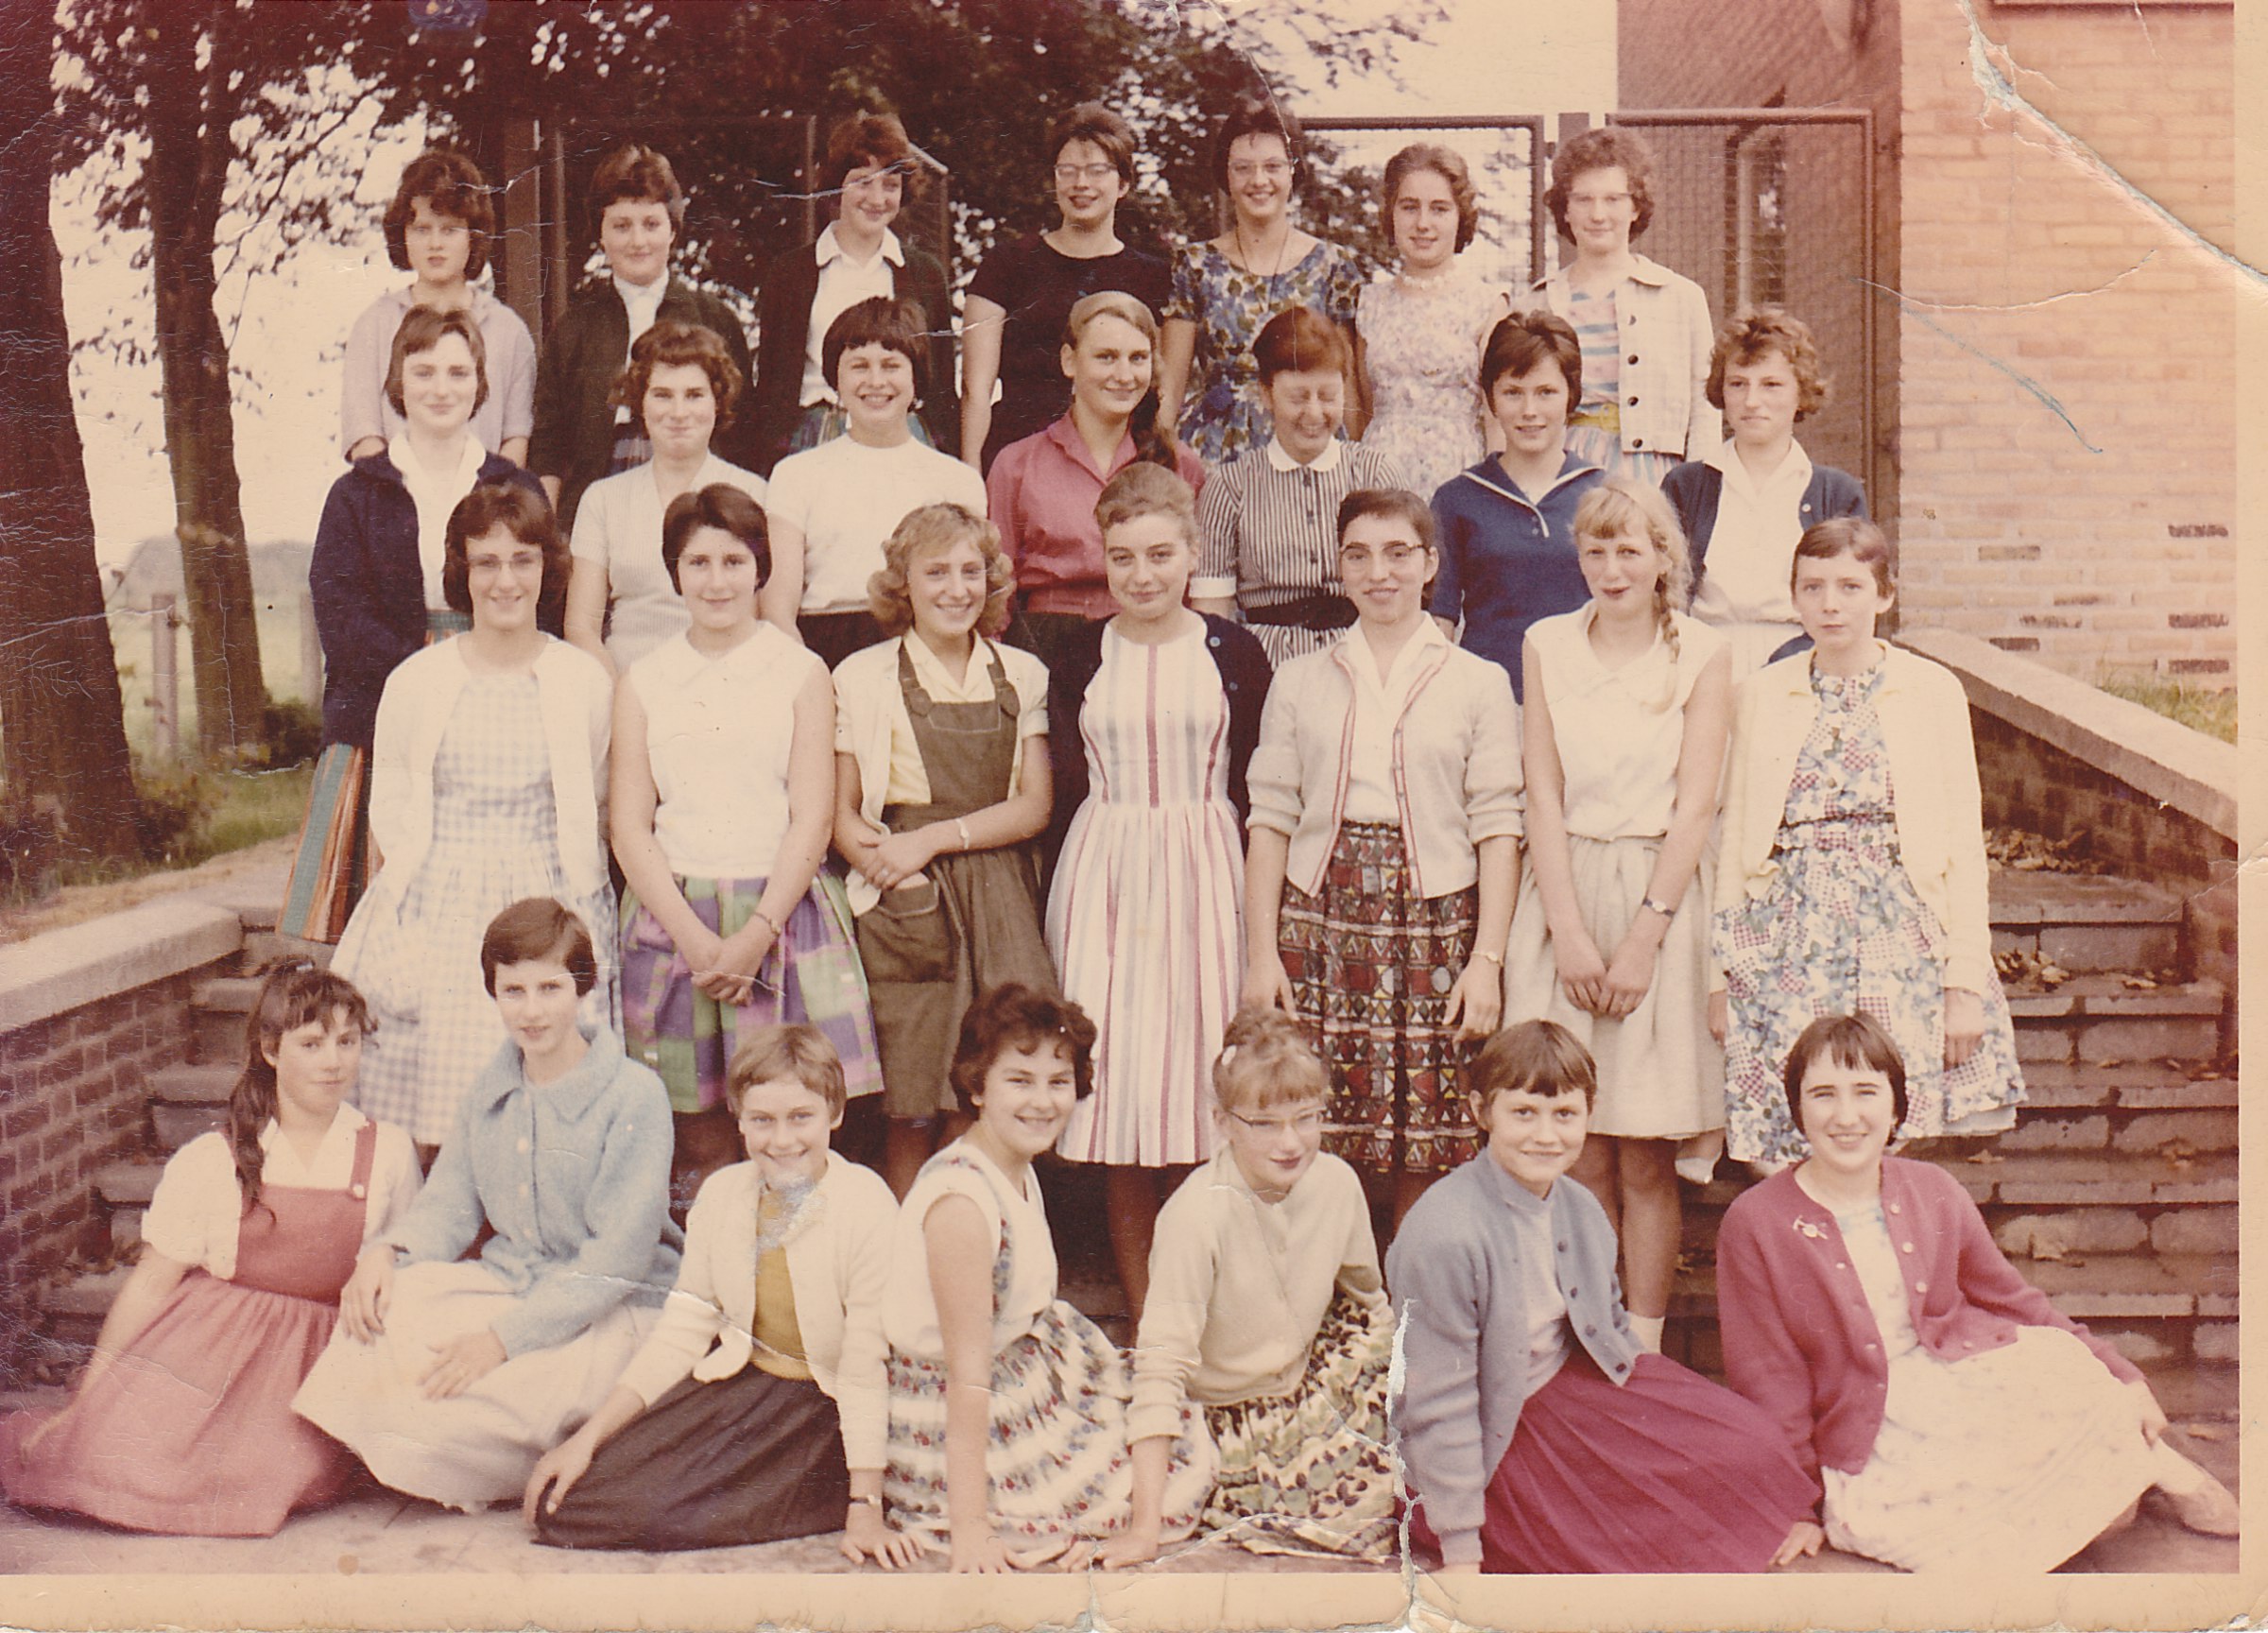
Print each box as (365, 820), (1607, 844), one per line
(1899, 627), (2237, 842)
(0, 896), (242, 1034)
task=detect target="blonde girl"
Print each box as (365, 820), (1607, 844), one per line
(1503, 475), (1730, 1350)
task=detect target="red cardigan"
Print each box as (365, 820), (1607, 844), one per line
(1715, 1158), (2141, 1496)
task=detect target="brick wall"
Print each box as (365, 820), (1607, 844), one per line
(0, 966), (211, 1384)
(1896, 0), (2236, 679)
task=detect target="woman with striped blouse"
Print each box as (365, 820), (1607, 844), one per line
(1193, 308), (1403, 669)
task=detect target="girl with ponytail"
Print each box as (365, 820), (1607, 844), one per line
(1501, 475), (1731, 1355)
(0, 964), (421, 1536)
(986, 290), (1206, 676)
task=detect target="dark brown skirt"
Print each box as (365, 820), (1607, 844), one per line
(533, 1364), (849, 1553)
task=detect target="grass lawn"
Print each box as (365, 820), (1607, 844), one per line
(2096, 667), (2237, 744)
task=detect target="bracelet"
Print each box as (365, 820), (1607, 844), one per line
(850, 1492), (885, 1512)
(1640, 895), (1676, 920)
(1472, 946), (1504, 968)
(955, 816), (973, 852)
(750, 907), (782, 939)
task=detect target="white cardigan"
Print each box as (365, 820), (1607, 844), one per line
(610, 1153), (895, 1471)
(338, 636), (610, 974)
(1710, 644), (1993, 995)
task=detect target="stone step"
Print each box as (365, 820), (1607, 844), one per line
(190, 975), (264, 1062)
(95, 1161), (164, 1253)
(2002, 975), (2226, 1065)
(146, 1064), (232, 1150)
(39, 1265), (133, 1355)
(1988, 868), (2184, 975)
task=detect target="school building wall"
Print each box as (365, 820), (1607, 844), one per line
(1620, 0), (2237, 682)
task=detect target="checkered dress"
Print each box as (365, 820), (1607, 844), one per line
(351, 673), (620, 1145)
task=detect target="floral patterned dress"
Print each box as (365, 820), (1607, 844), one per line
(1166, 240), (1366, 467)
(1715, 662), (2023, 1168)
(1356, 266), (1504, 503)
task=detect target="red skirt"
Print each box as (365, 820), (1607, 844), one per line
(0, 1271), (347, 1537)
(1410, 1349), (1817, 1574)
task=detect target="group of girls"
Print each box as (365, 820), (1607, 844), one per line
(7, 93), (2236, 1578)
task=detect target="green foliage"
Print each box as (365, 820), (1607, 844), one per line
(2095, 668), (2237, 745)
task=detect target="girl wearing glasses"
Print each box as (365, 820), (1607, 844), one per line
(1529, 128), (1716, 486)
(960, 104), (1171, 474)
(1100, 1009), (1397, 1565)
(1156, 101), (1366, 468)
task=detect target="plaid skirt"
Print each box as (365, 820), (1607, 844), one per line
(1279, 822), (1482, 1175)
(884, 1300), (1215, 1560)
(621, 871), (882, 1114)
(1200, 1287), (1399, 1560)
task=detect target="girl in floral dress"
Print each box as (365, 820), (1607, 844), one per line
(1157, 100), (1366, 467)
(881, 984), (1214, 1572)
(1709, 518), (2024, 1169)
(1356, 144), (1508, 504)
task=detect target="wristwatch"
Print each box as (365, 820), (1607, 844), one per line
(1640, 896), (1676, 920)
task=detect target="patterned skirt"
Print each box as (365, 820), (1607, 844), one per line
(621, 871), (882, 1113)
(1279, 822), (1482, 1175)
(1199, 1288), (1399, 1560)
(1718, 817), (2025, 1168)
(1823, 1325), (2160, 1573)
(884, 1299), (1216, 1559)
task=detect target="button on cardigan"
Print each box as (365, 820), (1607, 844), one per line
(381, 1025), (682, 1359)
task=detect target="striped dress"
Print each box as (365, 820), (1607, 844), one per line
(1049, 622), (1245, 1167)
(1194, 440), (1405, 669)
(1563, 285), (1677, 487)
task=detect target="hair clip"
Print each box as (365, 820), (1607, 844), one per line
(1216, 1043), (1239, 1067)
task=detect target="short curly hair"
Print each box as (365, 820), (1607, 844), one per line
(1706, 307), (1830, 421)
(1383, 143), (1482, 256)
(1212, 98), (1305, 196)
(442, 481), (569, 629)
(1046, 102), (1137, 186)
(1545, 126), (1657, 244)
(479, 897), (598, 998)
(1094, 460), (1196, 547)
(728, 1023), (849, 1119)
(385, 149), (495, 279)
(949, 983), (1097, 1110)
(1211, 1007), (1329, 1115)
(1253, 305), (1351, 386)
(385, 304), (490, 419)
(610, 318), (744, 433)
(867, 504), (1015, 638)
(820, 111), (928, 202)
(589, 143), (687, 232)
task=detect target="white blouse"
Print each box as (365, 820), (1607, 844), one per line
(629, 625), (821, 879)
(1340, 617), (1452, 825)
(882, 1140), (1057, 1363)
(140, 1104), (422, 1281)
(397, 437), (489, 610)
(569, 454), (769, 671)
(1528, 608), (1726, 841)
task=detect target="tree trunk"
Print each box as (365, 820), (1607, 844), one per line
(144, 4), (267, 760)
(0, 9), (143, 865)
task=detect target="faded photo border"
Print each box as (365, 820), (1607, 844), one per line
(3, 0), (2262, 1627)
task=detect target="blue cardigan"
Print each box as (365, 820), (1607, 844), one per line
(383, 1025), (683, 1358)
(307, 450), (546, 748)
(1386, 1155), (1641, 1566)
(1658, 457), (1867, 595)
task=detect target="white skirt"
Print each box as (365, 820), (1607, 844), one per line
(293, 1260), (653, 1511)
(1824, 1325), (2160, 1573)
(1502, 834), (1723, 1140)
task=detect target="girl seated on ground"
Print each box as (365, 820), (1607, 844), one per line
(1102, 1007), (1397, 1566)
(295, 898), (682, 1513)
(880, 983), (1214, 1572)
(524, 1023), (915, 1563)
(1715, 1011), (2238, 1573)
(1387, 1019), (1818, 1574)
(0, 965), (421, 1537)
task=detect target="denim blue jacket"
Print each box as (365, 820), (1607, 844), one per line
(385, 1025), (682, 1357)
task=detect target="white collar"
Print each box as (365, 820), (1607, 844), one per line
(815, 222), (905, 270)
(611, 271), (667, 310)
(1264, 435), (1343, 474)
(1347, 613), (1447, 691)
(1706, 435), (1811, 490)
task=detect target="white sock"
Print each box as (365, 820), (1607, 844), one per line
(2150, 1439), (2209, 1495)
(1629, 1314), (1666, 1352)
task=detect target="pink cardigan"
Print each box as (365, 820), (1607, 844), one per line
(1715, 1158), (2141, 1495)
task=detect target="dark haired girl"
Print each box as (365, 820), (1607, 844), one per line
(0, 966), (420, 1536)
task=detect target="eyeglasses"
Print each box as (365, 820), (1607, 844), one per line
(1228, 161), (1292, 182)
(1055, 162), (1120, 183)
(1226, 1109), (1324, 1137)
(466, 549), (545, 576)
